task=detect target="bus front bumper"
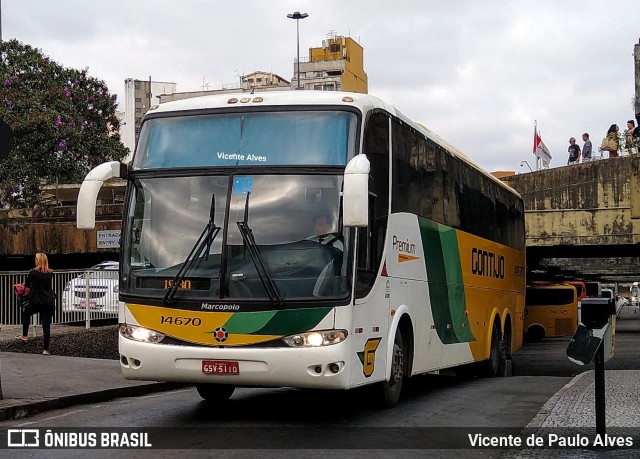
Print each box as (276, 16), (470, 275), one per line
(118, 335), (353, 390)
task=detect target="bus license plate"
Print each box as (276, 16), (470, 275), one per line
(78, 301), (97, 309)
(202, 360), (239, 375)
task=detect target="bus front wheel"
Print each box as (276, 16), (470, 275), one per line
(377, 328), (405, 408)
(196, 384), (235, 401)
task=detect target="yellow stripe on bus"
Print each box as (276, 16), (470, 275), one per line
(126, 303), (282, 346)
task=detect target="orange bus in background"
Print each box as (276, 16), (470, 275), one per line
(524, 284), (579, 342)
(565, 281), (586, 302)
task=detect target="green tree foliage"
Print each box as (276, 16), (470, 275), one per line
(0, 39), (128, 209)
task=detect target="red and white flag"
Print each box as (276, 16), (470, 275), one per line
(533, 127), (552, 166)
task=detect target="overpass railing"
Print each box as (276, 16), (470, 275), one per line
(0, 269), (118, 328)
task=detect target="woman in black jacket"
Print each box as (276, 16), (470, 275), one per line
(15, 252), (56, 355)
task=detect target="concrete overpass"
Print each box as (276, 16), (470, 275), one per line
(1, 158), (640, 283)
(505, 155), (640, 282)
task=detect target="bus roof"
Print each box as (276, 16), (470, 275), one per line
(146, 91), (519, 196)
(147, 90), (393, 116)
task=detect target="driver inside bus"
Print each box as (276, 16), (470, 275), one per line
(313, 214), (332, 237)
(309, 212), (343, 250)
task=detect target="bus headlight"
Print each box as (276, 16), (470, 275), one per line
(119, 324), (165, 343)
(282, 329), (347, 347)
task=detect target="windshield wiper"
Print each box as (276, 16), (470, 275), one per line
(236, 192), (283, 307)
(164, 194), (221, 304)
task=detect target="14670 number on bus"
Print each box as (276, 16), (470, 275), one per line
(160, 316), (202, 326)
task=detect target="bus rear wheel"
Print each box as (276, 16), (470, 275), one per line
(482, 322), (503, 377)
(377, 328), (405, 408)
(196, 383), (235, 401)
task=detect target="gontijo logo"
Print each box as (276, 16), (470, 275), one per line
(471, 247), (505, 279)
(392, 235), (419, 262)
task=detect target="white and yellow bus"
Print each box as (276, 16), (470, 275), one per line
(77, 91), (526, 407)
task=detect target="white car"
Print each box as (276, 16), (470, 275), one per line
(62, 261), (119, 314)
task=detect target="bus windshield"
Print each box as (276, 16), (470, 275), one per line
(133, 111), (357, 169)
(121, 173), (350, 303)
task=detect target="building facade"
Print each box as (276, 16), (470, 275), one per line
(121, 78), (177, 157)
(240, 71), (290, 90)
(294, 35), (368, 93)
(158, 72), (290, 104)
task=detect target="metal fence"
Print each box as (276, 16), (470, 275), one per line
(1, 268), (118, 328)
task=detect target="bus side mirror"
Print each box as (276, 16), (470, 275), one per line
(343, 154), (370, 227)
(77, 161), (126, 229)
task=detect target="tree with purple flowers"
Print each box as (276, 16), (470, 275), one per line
(0, 39), (128, 209)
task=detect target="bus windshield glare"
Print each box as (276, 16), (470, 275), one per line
(122, 173), (350, 302)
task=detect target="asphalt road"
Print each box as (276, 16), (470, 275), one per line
(1, 375), (571, 458)
(2, 307), (638, 458)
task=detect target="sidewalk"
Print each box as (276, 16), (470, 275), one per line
(527, 304), (640, 428)
(500, 306), (640, 458)
(0, 324), (185, 421)
(499, 370), (640, 458)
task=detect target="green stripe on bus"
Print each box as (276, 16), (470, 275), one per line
(420, 219), (457, 344)
(222, 310), (278, 334)
(253, 307), (333, 336)
(439, 226), (475, 343)
(419, 218), (473, 344)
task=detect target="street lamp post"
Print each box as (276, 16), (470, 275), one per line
(287, 11), (308, 90)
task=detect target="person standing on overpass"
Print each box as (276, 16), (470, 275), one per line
(567, 137), (580, 165)
(605, 124), (620, 158)
(581, 133), (592, 162)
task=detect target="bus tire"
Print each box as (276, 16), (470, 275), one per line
(498, 322), (513, 377)
(377, 327), (405, 408)
(482, 321), (502, 377)
(196, 384), (235, 401)
(524, 326), (545, 343)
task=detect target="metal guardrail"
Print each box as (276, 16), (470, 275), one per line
(1, 269), (118, 328)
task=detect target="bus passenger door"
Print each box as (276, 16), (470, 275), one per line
(351, 211), (390, 388)
(351, 219), (391, 385)
(349, 111), (391, 389)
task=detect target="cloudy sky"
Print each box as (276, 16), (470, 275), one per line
(3, 0), (639, 173)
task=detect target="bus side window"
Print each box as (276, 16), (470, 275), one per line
(355, 111), (389, 299)
(356, 207), (387, 298)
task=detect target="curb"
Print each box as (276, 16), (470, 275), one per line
(525, 371), (590, 429)
(0, 382), (190, 421)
